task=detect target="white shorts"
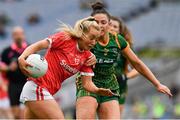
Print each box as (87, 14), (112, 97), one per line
(20, 81), (54, 104)
(0, 97), (10, 108)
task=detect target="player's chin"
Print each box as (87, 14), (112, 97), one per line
(88, 46), (94, 50)
(84, 46), (93, 50)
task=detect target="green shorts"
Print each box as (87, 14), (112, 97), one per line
(76, 87), (119, 104)
(118, 91), (127, 104)
(118, 84), (128, 104)
(76, 66), (120, 104)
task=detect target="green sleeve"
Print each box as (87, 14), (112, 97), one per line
(117, 34), (128, 50)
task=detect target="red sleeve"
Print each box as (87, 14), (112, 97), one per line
(46, 32), (66, 49)
(86, 51), (94, 59)
(80, 51), (94, 76)
(80, 65), (94, 76)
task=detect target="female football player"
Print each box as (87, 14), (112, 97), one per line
(18, 16), (114, 119)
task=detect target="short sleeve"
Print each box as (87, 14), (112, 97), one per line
(117, 34), (128, 50)
(79, 51), (94, 76)
(80, 65), (94, 76)
(46, 32), (66, 49)
(87, 51), (94, 59)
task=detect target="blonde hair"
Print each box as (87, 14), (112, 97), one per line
(58, 16), (100, 39)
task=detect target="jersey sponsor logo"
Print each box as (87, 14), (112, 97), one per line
(60, 60), (78, 74)
(97, 58), (114, 64)
(112, 48), (119, 54)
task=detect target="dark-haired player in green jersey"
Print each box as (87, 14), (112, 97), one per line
(76, 2), (172, 119)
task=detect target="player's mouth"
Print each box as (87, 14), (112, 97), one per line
(88, 45), (94, 49)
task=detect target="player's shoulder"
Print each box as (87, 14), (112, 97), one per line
(83, 50), (92, 58)
(109, 32), (123, 41)
(49, 32), (75, 44)
(51, 31), (65, 38)
(109, 31), (117, 38)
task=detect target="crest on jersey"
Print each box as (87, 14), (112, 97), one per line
(104, 48), (109, 56)
(74, 58), (80, 65)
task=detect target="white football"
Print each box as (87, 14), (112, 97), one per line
(26, 54), (48, 78)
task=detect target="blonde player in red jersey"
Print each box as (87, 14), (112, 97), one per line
(18, 16), (115, 119)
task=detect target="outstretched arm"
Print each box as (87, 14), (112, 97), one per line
(122, 47), (172, 97)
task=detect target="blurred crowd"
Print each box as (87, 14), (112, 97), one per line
(124, 92), (180, 119)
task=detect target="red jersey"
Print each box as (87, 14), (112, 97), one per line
(30, 32), (94, 95)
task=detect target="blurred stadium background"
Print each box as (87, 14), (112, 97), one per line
(0, 0), (180, 119)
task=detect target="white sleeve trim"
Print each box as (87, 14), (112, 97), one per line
(89, 52), (94, 58)
(46, 38), (52, 49)
(80, 72), (94, 76)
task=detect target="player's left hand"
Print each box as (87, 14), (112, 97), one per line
(156, 83), (173, 98)
(85, 53), (96, 67)
(97, 88), (116, 96)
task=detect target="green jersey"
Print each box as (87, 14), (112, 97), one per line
(114, 52), (127, 75)
(91, 33), (128, 90)
(76, 33), (128, 103)
(92, 33), (127, 68)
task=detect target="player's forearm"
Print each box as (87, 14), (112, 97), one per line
(19, 39), (49, 59)
(82, 76), (99, 93)
(131, 59), (160, 87)
(126, 69), (139, 79)
(123, 48), (160, 87)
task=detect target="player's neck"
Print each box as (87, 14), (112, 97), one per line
(76, 41), (84, 52)
(98, 32), (109, 46)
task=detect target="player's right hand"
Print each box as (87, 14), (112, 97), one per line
(18, 57), (33, 77)
(85, 53), (96, 67)
(97, 88), (118, 96)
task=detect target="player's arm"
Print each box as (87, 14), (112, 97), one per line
(84, 52), (96, 67)
(117, 68), (139, 82)
(122, 46), (172, 97)
(125, 59), (139, 79)
(126, 68), (139, 79)
(81, 75), (116, 96)
(19, 39), (49, 59)
(18, 39), (49, 76)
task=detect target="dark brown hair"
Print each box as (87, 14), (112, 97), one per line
(91, 2), (110, 21)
